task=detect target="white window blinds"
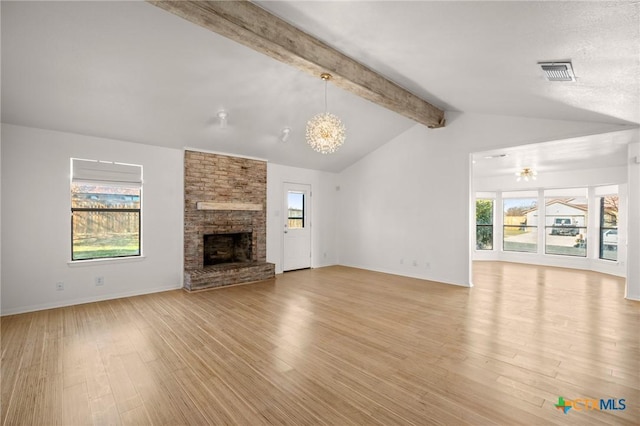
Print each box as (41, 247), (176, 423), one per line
(72, 158), (142, 184)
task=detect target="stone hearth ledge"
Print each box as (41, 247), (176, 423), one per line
(184, 261), (275, 291)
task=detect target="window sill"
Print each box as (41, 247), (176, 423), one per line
(67, 256), (146, 267)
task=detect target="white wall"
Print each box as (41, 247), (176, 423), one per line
(266, 163), (337, 273)
(336, 112), (631, 287)
(2, 118), (634, 313)
(0, 125), (3, 311)
(627, 141), (640, 300)
(1, 125), (184, 315)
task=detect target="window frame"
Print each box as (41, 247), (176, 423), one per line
(287, 191), (305, 229)
(599, 195), (619, 262)
(543, 196), (588, 258)
(70, 159), (143, 261)
(502, 197), (538, 253)
(475, 198), (494, 250)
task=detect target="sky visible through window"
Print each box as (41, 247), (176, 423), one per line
(288, 192), (303, 211)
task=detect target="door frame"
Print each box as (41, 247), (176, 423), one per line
(282, 182), (312, 271)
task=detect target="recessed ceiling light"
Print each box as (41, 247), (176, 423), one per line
(483, 154), (508, 159)
(217, 111), (228, 128)
(538, 61), (576, 82)
(280, 127), (291, 142)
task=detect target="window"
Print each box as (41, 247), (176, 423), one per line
(287, 191), (305, 229)
(503, 198), (537, 253)
(71, 159), (142, 261)
(544, 195), (587, 257)
(476, 199), (493, 250)
(599, 195), (618, 261)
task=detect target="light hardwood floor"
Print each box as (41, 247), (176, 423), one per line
(1, 262), (638, 425)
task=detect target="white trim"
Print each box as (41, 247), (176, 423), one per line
(68, 256), (146, 267)
(282, 182), (312, 271)
(183, 147), (268, 163)
(0, 283), (180, 316)
(476, 192), (496, 199)
(340, 262), (473, 288)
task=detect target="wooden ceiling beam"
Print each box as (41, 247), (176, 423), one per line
(148, 0), (446, 128)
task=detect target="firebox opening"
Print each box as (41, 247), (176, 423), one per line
(203, 232), (252, 266)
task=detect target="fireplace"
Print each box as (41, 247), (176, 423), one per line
(203, 232), (252, 266)
(184, 150), (274, 291)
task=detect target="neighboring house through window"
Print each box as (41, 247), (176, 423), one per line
(544, 193), (588, 257)
(71, 158), (142, 261)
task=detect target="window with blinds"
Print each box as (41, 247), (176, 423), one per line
(71, 158), (142, 261)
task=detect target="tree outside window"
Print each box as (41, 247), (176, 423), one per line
(476, 199), (493, 250)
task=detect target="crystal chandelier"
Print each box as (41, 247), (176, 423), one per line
(306, 73), (346, 154)
(516, 167), (537, 182)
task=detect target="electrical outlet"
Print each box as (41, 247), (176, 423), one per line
(412, 260), (418, 267)
(425, 262), (431, 270)
(400, 258), (404, 264)
(95, 276), (104, 286)
(56, 282), (64, 291)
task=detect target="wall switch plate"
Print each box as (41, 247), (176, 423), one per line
(95, 277), (105, 286)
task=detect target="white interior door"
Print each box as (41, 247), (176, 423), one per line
(283, 183), (311, 271)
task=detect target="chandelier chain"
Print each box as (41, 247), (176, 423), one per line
(324, 78), (328, 112)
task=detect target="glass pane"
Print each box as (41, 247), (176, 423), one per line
(600, 195), (618, 261)
(544, 196), (587, 257)
(600, 229), (618, 261)
(287, 191), (304, 229)
(601, 196), (619, 228)
(288, 219), (304, 229)
(476, 225), (493, 250)
(546, 227), (587, 257)
(503, 226), (538, 252)
(72, 183), (140, 209)
(72, 211), (140, 260)
(476, 199), (493, 225)
(503, 198), (537, 252)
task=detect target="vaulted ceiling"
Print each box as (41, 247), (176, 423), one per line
(2, 1), (639, 172)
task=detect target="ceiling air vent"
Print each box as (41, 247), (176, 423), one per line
(538, 61), (576, 82)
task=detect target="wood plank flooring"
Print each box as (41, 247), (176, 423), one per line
(1, 262), (638, 425)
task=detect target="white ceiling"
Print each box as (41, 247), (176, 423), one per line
(472, 128), (635, 178)
(2, 1), (639, 173)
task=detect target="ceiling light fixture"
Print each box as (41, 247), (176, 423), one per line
(217, 111), (228, 128)
(280, 127), (291, 143)
(516, 167), (538, 182)
(306, 73), (346, 154)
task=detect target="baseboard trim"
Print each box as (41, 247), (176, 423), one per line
(0, 284), (182, 316)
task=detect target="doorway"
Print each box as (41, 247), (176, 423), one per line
(283, 183), (311, 271)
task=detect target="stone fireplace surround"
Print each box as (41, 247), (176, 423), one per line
(183, 150), (274, 291)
